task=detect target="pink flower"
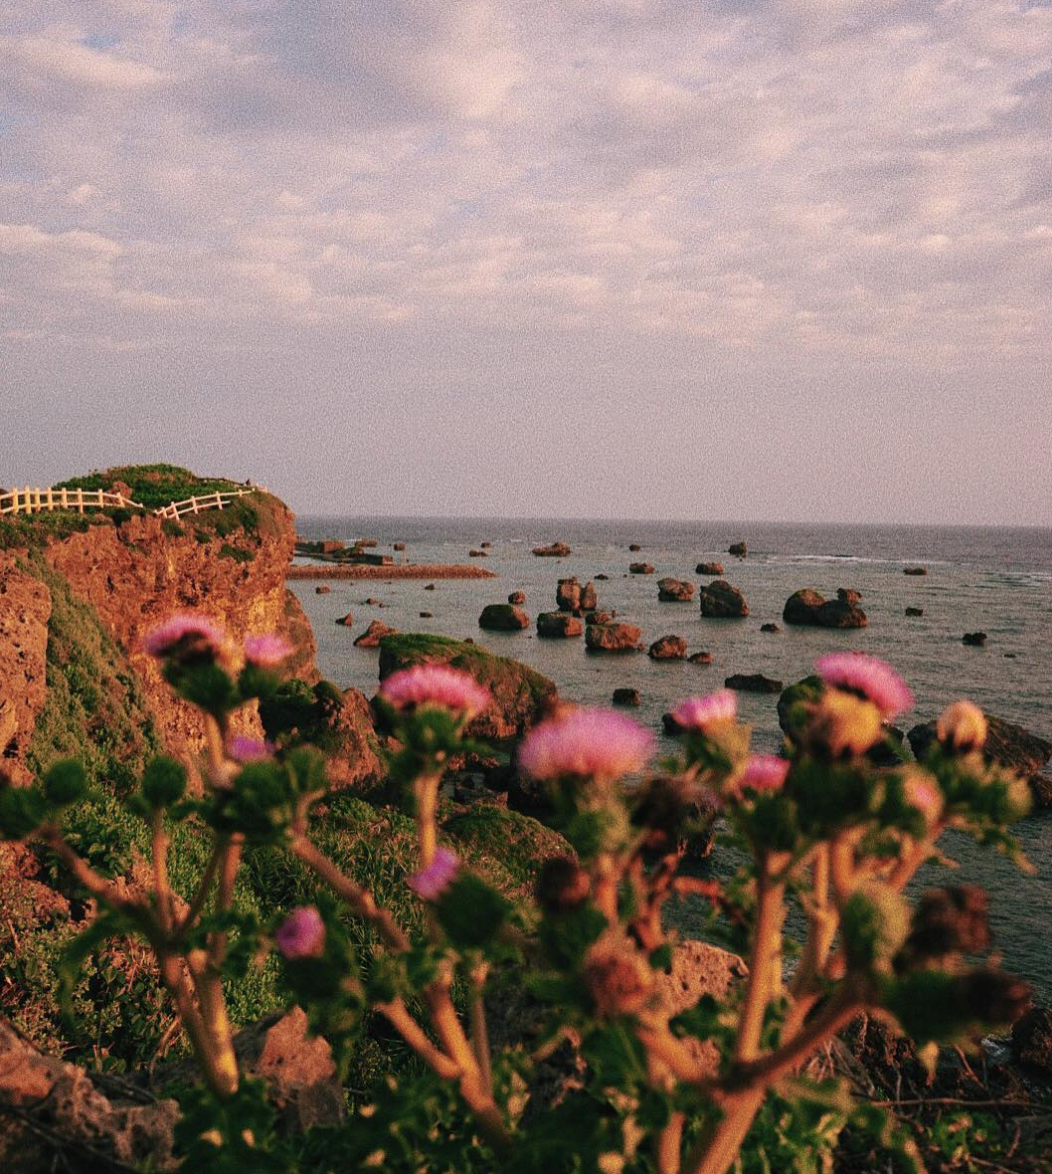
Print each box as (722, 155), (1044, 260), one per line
(244, 633), (293, 667)
(409, 847), (460, 900)
(737, 754), (790, 794)
(670, 690), (738, 733)
(379, 665), (491, 719)
(904, 772), (944, 828)
(814, 653), (914, 720)
(275, 906), (326, 959)
(143, 614), (226, 659)
(518, 708), (653, 781)
(227, 736), (274, 763)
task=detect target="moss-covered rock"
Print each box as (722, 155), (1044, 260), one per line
(378, 634), (556, 739)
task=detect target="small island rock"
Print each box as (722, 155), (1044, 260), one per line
(699, 580), (749, 618)
(725, 673), (783, 693)
(658, 577), (695, 602)
(903, 566), (927, 576)
(354, 619), (396, 647)
(649, 635), (688, 660)
(585, 622), (643, 652)
(782, 588), (867, 628)
(962, 631), (987, 646)
(630, 562), (655, 575)
(537, 611), (583, 639)
(315, 585), (331, 594)
(728, 541), (747, 558)
(695, 561), (724, 576)
(905, 607), (924, 617)
(556, 577), (582, 613)
(533, 541), (572, 557)
(760, 622), (781, 633)
(612, 688), (641, 707)
(689, 651), (713, 665)
(508, 591), (526, 605)
(479, 604), (530, 631)
(336, 613), (354, 626)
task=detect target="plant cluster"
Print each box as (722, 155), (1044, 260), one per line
(0, 617), (1034, 1173)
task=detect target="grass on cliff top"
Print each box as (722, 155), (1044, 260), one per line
(54, 463), (245, 510)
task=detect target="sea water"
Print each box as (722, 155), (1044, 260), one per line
(289, 517), (1052, 997)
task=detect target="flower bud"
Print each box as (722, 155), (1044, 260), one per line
(936, 701), (987, 754)
(902, 885), (990, 965)
(535, 855), (591, 913)
(902, 769), (944, 829)
(583, 937), (654, 1018)
(275, 906), (326, 959)
(809, 689), (884, 758)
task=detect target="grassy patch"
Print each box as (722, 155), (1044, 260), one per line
(55, 464), (243, 511)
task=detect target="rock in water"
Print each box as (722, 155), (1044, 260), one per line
(962, 631), (987, 646)
(903, 566), (927, 576)
(908, 715), (1051, 789)
(580, 580), (598, 610)
(479, 603), (530, 631)
(689, 651), (713, 664)
(649, 635), (688, 660)
(658, 577), (695, 602)
(629, 562), (655, 575)
(612, 687), (641, 707)
(556, 577), (582, 613)
(698, 580), (749, 618)
(782, 588), (867, 628)
(760, 622), (781, 633)
(905, 607), (924, 616)
(728, 541), (747, 558)
(508, 590), (526, 605)
(837, 587), (862, 605)
(629, 543), (642, 551)
(585, 622), (643, 652)
(537, 611), (583, 638)
(315, 585), (331, 594)
(725, 673), (783, 693)
(353, 619), (396, 647)
(378, 633), (556, 740)
(696, 561), (724, 576)
(335, 612), (354, 626)
(533, 541), (571, 557)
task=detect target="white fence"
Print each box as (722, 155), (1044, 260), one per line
(0, 485), (260, 519)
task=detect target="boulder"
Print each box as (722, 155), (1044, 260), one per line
(629, 543), (642, 551)
(424, 583), (436, 590)
(728, 541), (747, 558)
(649, 635), (688, 660)
(580, 581), (598, 611)
(315, 585), (331, 594)
(725, 673), (783, 694)
(903, 566), (927, 576)
(479, 604), (530, 631)
(353, 619), (396, 647)
(378, 634), (556, 740)
(905, 607), (924, 617)
(469, 549), (488, 558)
(698, 580), (749, 618)
(556, 577), (582, 613)
(907, 715), (1051, 786)
(585, 622), (643, 652)
(586, 611), (613, 625)
(508, 591), (526, 606)
(335, 612), (354, 626)
(696, 561), (724, 576)
(1012, 1008), (1052, 1075)
(630, 562), (655, 575)
(537, 611), (584, 639)
(688, 651), (713, 665)
(419, 611), (433, 618)
(655, 942), (748, 1077)
(658, 577), (695, 602)
(595, 573), (610, 581)
(782, 588), (867, 628)
(612, 688), (641, 707)
(837, 587), (863, 605)
(533, 542), (571, 557)
(962, 631), (987, 646)
(760, 622), (781, 633)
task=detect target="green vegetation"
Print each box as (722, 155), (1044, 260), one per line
(55, 463), (243, 511)
(0, 510), (102, 550)
(220, 542), (255, 563)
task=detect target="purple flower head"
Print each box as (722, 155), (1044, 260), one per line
(227, 736), (274, 763)
(143, 614), (226, 662)
(671, 689), (738, 733)
(244, 633), (293, 668)
(737, 754), (790, 795)
(275, 906), (326, 959)
(518, 708), (653, 781)
(815, 653), (914, 720)
(379, 664), (491, 719)
(408, 847), (460, 901)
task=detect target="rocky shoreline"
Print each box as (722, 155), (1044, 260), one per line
(287, 563), (497, 580)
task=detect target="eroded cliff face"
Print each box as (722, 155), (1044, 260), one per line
(0, 554), (52, 785)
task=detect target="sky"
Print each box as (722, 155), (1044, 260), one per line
(1, 0), (1050, 525)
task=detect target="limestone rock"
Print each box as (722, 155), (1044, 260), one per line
(533, 542), (571, 557)
(612, 688), (641, 707)
(508, 590), (526, 605)
(725, 673), (783, 693)
(695, 561), (724, 576)
(698, 580), (748, 618)
(354, 619), (396, 647)
(782, 588), (867, 628)
(629, 562), (655, 575)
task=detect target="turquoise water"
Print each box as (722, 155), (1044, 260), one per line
(289, 517), (1052, 997)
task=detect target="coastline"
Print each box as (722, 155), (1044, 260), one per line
(286, 563), (497, 580)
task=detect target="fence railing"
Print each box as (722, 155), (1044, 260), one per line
(152, 488), (257, 520)
(0, 487), (144, 516)
(0, 485), (260, 519)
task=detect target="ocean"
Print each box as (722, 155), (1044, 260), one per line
(289, 517), (1052, 998)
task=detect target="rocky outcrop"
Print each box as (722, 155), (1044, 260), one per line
(629, 562), (655, 575)
(336, 612), (354, 626)
(585, 622), (643, 652)
(0, 556), (52, 786)
(378, 634), (556, 740)
(782, 588), (867, 628)
(655, 941), (747, 1072)
(658, 577), (695, 602)
(354, 619), (397, 647)
(479, 603), (529, 631)
(649, 635), (688, 660)
(533, 542), (571, 557)
(698, 580), (748, 618)
(695, 562), (724, 576)
(556, 578), (582, 613)
(580, 581), (598, 611)
(908, 715), (1051, 791)
(0, 1017), (179, 1171)
(725, 673), (783, 693)
(537, 612), (583, 639)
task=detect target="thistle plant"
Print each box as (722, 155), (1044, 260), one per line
(0, 618), (1034, 1174)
